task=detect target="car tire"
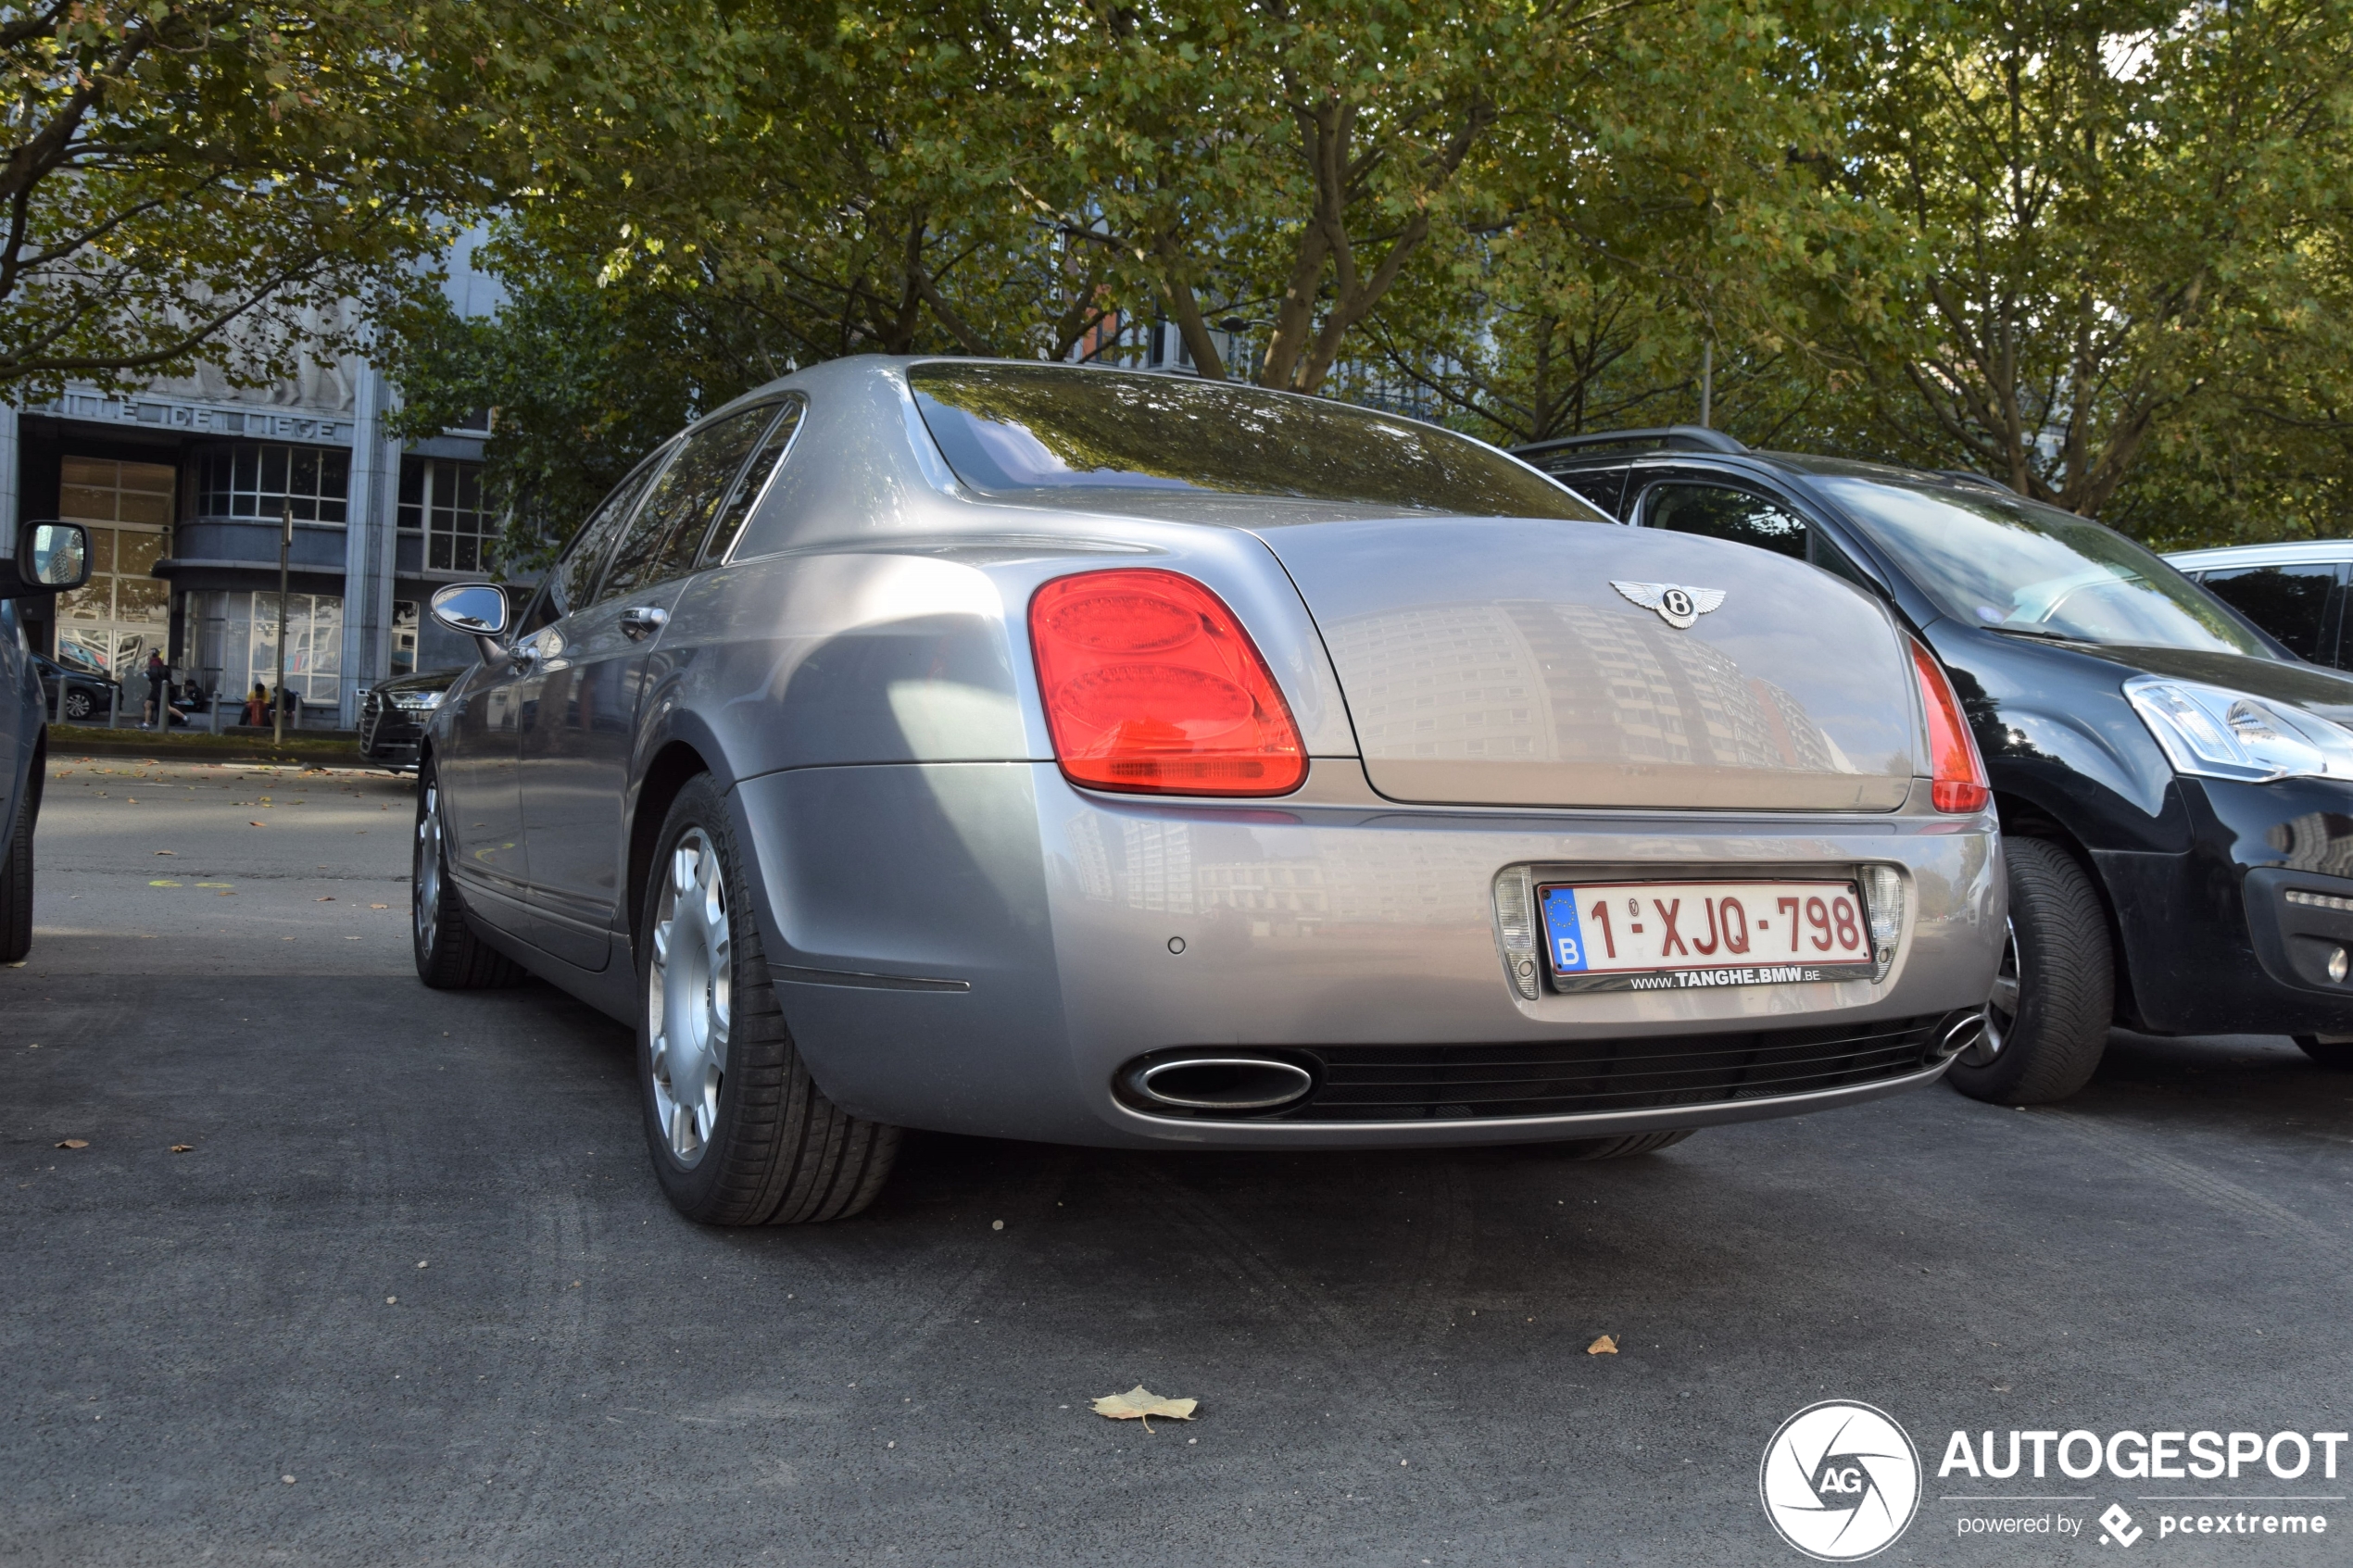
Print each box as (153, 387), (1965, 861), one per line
(63, 689), (92, 721)
(1946, 835), (2114, 1105)
(1554, 1129), (1696, 1160)
(637, 774), (900, 1225)
(411, 759), (524, 990)
(0, 791), (32, 963)
(2292, 1035), (2353, 1070)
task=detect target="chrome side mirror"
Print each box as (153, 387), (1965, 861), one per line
(430, 582), (510, 664)
(3, 520), (91, 598)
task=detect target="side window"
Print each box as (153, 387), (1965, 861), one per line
(1543, 466), (1626, 517)
(597, 406), (776, 605)
(518, 449), (669, 638)
(1645, 483), (1809, 560)
(2198, 563), (2341, 664)
(700, 400), (804, 565)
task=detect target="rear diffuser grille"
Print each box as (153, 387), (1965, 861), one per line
(1241, 1016), (1937, 1122)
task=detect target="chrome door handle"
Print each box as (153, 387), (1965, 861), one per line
(619, 606), (670, 642)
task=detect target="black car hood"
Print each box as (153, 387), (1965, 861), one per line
(2003, 636), (2353, 721)
(377, 666), (467, 697)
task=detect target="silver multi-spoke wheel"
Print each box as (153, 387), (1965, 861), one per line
(1966, 917), (2019, 1068)
(414, 782), (444, 957)
(648, 828), (732, 1167)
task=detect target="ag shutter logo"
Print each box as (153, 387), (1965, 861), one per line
(1761, 1400), (1923, 1561)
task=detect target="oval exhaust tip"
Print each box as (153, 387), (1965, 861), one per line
(1932, 1011), (1985, 1061)
(1129, 1057), (1315, 1112)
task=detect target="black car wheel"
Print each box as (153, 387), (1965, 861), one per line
(411, 759), (523, 989)
(2292, 1035), (2353, 1070)
(637, 773), (900, 1225)
(62, 688), (93, 721)
(1947, 836), (2114, 1105)
(0, 791), (32, 963)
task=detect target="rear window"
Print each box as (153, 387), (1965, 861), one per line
(908, 362), (1595, 520)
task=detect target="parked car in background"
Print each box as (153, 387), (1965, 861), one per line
(411, 359), (2003, 1226)
(1514, 427), (2353, 1099)
(2165, 541), (2353, 670)
(359, 666), (465, 772)
(31, 649), (119, 723)
(2, 520), (94, 960)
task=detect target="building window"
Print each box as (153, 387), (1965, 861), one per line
(398, 457), (487, 572)
(195, 443), (350, 522)
(52, 457), (175, 679)
(188, 589), (344, 708)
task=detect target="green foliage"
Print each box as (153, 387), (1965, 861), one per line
(0, 0), (503, 394)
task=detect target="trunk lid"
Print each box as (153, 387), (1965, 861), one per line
(1251, 516), (1919, 810)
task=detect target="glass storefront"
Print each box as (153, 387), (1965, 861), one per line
(188, 590), (344, 709)
(51, 457), (175, 681)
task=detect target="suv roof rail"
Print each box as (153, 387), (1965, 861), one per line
(1512, 425), (1750, 463)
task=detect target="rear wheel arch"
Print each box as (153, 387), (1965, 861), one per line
(629, 742), (712, 951)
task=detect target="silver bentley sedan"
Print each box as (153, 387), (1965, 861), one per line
(411, 358), (2004, 1224)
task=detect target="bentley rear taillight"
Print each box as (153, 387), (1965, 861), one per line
(1910, 637), (1990, 812)
(1029, 569), (1307, 796)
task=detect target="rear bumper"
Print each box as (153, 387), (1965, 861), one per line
(736, 760), (2004, 1148)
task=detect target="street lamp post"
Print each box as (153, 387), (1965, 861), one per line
(274, 500), (291, 746)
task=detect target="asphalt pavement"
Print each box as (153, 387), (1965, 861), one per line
(5, 753), (2350, 1566)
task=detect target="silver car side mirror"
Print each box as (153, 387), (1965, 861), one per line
(430, 582), (510, 665)
(3, 520), (91, 598)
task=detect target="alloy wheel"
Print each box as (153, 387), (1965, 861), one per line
(414, 782), (443, 957)
(648, 828), (731, 1167)
(1966, 917), (2020, 1068)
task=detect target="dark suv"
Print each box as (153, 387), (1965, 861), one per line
(1, 521), (94, 960)
(1514, 427), (2353, 1100)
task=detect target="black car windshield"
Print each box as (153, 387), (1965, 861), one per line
(1817, 476), (2271, 658)
(909, 362), (1595, 520)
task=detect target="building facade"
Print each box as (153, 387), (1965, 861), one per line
(0, 257), (502, 725)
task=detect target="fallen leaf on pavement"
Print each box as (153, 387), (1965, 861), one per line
(170, 1145), (194, 1153)
(315, 897), (334, 902)
(56, 1139), (88, 1150)
(148, 879), (180, 888)
(1587, 1335), (1618, 1355)
(154, 850), (175, 856)
(1091, 1386), (1198, 1430)
(370, 904), (388, 909)
(247, 822), (265, 828)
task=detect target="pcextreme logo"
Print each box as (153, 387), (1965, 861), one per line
(1760, 1400), (1923, 1562)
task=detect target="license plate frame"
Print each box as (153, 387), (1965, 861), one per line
(1536, 877), (1882, 993)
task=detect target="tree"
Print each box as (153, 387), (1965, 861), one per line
(0, 0), (503, 396)
(1809, 0), (2353, 514)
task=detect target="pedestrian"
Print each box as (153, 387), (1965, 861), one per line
(243, 683), (269, 727)
(143, 650), (170, 728)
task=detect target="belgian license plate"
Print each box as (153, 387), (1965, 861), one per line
(1538, 879), (1879, 992)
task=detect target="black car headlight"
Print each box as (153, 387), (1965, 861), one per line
(389, 690), (445, 712)
(2125, 675), (2353, 784)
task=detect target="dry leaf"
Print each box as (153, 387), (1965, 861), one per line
(315, 897), (334, 902)
(1587, 1335), (1618, 1355)
(154, 850), (175, 856)
(247, 821), (265, 828)
(170, 1145), (194, 1154)
(370, 903), (388, 909)
(56, 1138), (88, 1149)
(1091, 1386), (1198, 1430)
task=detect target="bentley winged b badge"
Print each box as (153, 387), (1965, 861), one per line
(1611, 580), (1726, 630)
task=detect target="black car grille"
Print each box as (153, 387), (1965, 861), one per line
(1126, 1016), (1944, 1123)
(359, 691), (421, 754)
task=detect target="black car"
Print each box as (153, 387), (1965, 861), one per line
(32, 650), (120, 724)
(1513, 426), (2353, 1100)
(3, 521), (94, 960)
(359, 667), (465, 771)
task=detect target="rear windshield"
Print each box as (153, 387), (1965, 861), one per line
(1818, 476), (2272, 658)
(909, 362), (1595, 520)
